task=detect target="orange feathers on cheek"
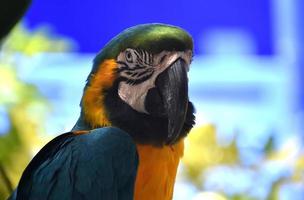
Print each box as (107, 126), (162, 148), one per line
(81, 59), (118, 127)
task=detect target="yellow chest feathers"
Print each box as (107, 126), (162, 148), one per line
(134, 140), (184, 200)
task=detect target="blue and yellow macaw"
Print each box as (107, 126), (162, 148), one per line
(9, 23), (195, 200)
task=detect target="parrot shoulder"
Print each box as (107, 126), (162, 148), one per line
(15, 127), (138, 200)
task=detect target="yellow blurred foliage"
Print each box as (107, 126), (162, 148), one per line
(0, 66), (50, 199)
(1, 23), (74, 55)
(182, 125), (304, 199)
(192, 191), (227, 200)
(182, 125), (239, 187)
(0, 23), (71, 199)
(266, 137), (304, 182)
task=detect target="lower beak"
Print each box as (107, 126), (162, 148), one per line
(156, 59), (189, 145)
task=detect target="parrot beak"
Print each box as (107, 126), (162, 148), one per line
(156, 58), (189, 145)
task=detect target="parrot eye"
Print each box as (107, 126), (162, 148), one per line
(125, 50), (134, 63)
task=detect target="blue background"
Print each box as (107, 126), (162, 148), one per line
(24, 0), (273, 55)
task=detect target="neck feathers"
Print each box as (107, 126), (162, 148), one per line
(134, 140), (184, 200)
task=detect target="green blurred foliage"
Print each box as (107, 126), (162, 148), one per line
(182, 125), (304, 200)
(0, 23), (72, 199)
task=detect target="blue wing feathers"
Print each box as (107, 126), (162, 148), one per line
(13, 127), (138, 200)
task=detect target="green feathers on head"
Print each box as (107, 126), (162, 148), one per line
(92, 23), (193, 73)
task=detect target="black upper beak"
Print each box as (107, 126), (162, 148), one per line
(156, 59), (189, 145)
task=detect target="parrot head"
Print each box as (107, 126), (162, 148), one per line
(78, 23), (195, 146)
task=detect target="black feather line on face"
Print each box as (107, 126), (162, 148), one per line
(125, 73), (154, 85)
(117, 49), (155, 85)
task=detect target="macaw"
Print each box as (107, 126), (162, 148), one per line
(9, 23), (195, 200)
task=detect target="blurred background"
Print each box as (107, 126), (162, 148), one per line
(0, 0), (304, 199)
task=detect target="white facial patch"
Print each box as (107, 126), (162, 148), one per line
(117, 49), (192, 113)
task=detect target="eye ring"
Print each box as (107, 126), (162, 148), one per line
(125, 50), (133, 63)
